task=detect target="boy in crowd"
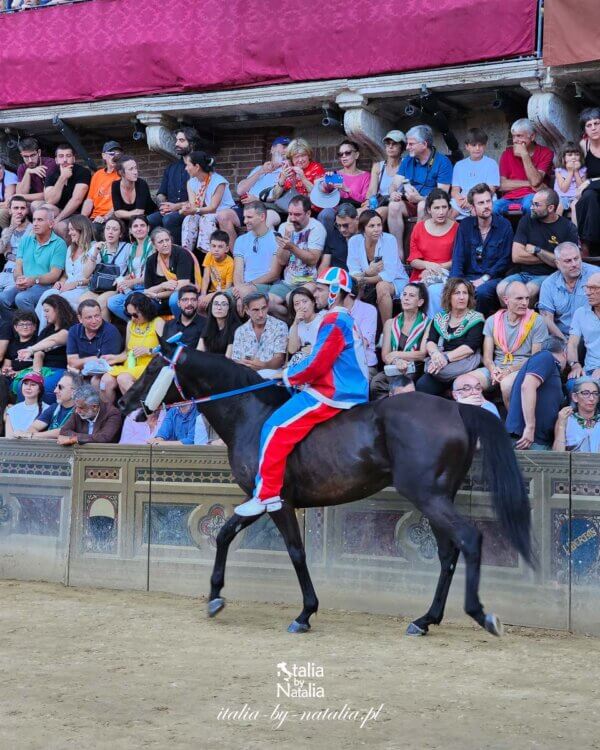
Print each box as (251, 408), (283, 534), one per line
(451, 129), (500, 219)
(199, 230), (234, 312)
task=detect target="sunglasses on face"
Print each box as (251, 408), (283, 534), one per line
(338, 150), (355, 157)
(129, 311), (141, 319)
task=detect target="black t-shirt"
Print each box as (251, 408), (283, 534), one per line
(45, 163), (92, 209)
(200, 325), (237, 355)
(111, 178), (157, 215)
(5, 333), (38, 372)
(324, 226), (349, 271)
(144, 245), (194, 288)
(37, 324), (67, 369)
(513, 215), (579, 276)
(163, 314), (205, 348)
(427, 320), (484, 353)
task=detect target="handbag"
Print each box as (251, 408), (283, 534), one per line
(424, 351), (481, 382)
(89, 242), (128, 293)
(274, 187), (300, 213)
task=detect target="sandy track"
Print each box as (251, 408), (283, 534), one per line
(1, 581), (599, 750)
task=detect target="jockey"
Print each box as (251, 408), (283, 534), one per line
(235, 267), (369, 516)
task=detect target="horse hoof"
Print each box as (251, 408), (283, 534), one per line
(207, 597), (225, 618)
(287, 620), (310, 634)
(406, 622), (427, 636)
(484, 613), (504, 637)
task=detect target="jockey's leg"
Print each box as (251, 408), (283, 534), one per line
(235, 391), (341, 516)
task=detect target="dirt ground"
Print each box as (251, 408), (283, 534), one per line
(1, 581), (599, 750)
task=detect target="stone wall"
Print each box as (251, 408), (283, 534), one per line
(1, 442), (599, 634)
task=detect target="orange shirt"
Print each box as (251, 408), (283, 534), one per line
(87, 168), (120, 218)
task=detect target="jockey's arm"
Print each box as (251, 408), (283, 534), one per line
(284, 321), (345, 387)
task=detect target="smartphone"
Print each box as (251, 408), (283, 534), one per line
(373, 255), (382, 263)
(273, 231), (282, 238)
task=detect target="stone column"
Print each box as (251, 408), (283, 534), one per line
(135, 113), (177, 159)
(524, 88), (579, 150)
(335, 90), (394, 159)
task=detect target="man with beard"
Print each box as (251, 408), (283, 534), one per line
(449, 183), (513, 316)
(498, 187), (579, 304)
(163, 285), (205, 348)
(148, 127), (198, 243)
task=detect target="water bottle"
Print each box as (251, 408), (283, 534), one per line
(127, 350), (136, 369)
(369, 196), (378, 210)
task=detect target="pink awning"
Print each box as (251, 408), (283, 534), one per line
(0, 0), (538, 110)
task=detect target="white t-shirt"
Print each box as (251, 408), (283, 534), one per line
(280, 218), (326, 285)
(297, 310), (325, 347)
(451, 156), (500, 217)
(347, 231), (403, 284)
(233, 230), (278, 283)
(6, 400), (49, 431)
(0, 169), (18, 202)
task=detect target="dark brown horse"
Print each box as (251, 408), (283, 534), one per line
(120, 343), (532, 637)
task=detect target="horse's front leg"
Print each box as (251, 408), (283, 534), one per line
(269, 503), (319, 633)
(208, 512), (258, 617)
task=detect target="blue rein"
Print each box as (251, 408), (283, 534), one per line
(152, 334), (281, 410)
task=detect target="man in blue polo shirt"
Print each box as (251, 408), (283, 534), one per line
(0, 206), (66, 318)
(506, 337), (566, 450)
(391, 124), (453, 222)
(539, 242), (596, 340)
(66, 299), (122, 380)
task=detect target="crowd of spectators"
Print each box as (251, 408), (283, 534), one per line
(2, 108), (600, 453)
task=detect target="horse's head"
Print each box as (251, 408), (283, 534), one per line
(118, 337), (183, 418)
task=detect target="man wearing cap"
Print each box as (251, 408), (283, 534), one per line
(148, 127), (198, 244)
(234, 137), (290, 230)
(235, 267), (368, 517)
(81, 141), (123, 239)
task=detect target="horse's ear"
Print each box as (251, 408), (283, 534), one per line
(156, 334), (174, 358)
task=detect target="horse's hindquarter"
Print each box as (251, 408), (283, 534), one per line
(379, 393), (472, 500)
(282, 401), (392, 506)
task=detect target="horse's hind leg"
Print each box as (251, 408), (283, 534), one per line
(269, 504), (319, 634)
(411, 495), (503, 636)
(208, 513), (259, 617)
(406, 527), (459, 636)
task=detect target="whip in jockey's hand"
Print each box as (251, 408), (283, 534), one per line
(235, 268), (369, 517)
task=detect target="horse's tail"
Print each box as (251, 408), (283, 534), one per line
(458, 403), (534, 568)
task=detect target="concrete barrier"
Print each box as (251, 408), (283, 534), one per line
(0, 441), (599, 634)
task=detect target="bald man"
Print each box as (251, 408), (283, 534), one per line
(567, 271), (600, 383)
(452, 373), (499, 417)
(471, 280), (548, 409)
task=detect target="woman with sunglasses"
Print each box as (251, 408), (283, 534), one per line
(554, 377), (600, 452)
(318, 140), (370, 233)
(100, 292), (165, 402)
(107, 216), (152, 321)
(197, 291), (241, 358)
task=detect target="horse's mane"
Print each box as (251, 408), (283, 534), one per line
(184, 348), (289, 408)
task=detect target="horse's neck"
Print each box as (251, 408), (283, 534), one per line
(199, 396), (273, 447)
